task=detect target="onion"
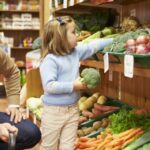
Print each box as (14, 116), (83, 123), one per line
(136, 35), (150, 45)
(125, 39), (136, 47)
(136, 44), (150, 54)
(126, 46), (136, 53)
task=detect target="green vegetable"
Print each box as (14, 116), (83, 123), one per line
(35, 108), (42, 120)
(108, 109), (150, 134)
(32, 37), (42, 50)
(27, 97), (42, 113)
(137, 143), (150, 150)
(101, 27), (115, 36)
(82, 31), (101, 43)
(124, 130), (150, 150)
(80, 68), (100, 89)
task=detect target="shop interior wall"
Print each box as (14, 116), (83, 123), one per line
(122, 0), (150, 24)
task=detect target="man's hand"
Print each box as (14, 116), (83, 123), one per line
(6, 107), (27, 124)
(0, 123), (18, 142)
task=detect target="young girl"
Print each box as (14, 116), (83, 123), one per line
(40, 16), (113, 150)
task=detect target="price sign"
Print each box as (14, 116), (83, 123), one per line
(124, 55), (134, 78)
(103, 52), (109, 73)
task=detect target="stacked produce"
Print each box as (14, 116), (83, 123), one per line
(103, 28), (150, 53)
(121, 16), (141, 32)
(75, 128), (145, 150)
(125, 35), (150, 54)
(78, 93), (121, 138)
(77, 118), (110, 137)
(78, 93), (120, 123)
(75, 97), (150, 150)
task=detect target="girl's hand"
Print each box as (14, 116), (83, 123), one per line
(0, 123), (18, 142)
(6, 107), (27, 124)
(73, 78), (87, 91)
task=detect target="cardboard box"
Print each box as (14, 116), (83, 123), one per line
(26, 68), (43, 99)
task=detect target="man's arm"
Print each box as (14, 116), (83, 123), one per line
(0, 48), (20, 106)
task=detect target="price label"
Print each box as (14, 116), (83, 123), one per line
(79, 0), (84, 2)
(124, 55), (134, 78)
(70, 0), (74, 6)
(26, 107), (29, 118)
(63, 0), (67, 8)
(103, 52), (109, 73)
(109, 70), (113, 81)
(49, 0), (52, 9)
(54, 0), (58, 8)
(33, 114), (37, 124)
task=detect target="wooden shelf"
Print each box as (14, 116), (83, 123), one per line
(0, 28), (39, 31)
(11, 47), (32, 50)
(80, 59), (150, 78)
(0, 10), (39, 13)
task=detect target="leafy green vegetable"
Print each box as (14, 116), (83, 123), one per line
(137, 143), (150, 150)
(108, 109), (150, 134)
(80, 68), (100, 89)
(82, 31), (101, 44)
(32, 37), (42, 50)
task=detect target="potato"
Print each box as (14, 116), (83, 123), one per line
(78, 96), (87, 105)
(93, 121), (102, 130)
(77, 129), (85, 137)
(92, 92), (101, 99)
(82, 127), (94, 135)
(97, 95), (107, 105)
(101, 118), (109, 128)
(79, 116), (88, 124)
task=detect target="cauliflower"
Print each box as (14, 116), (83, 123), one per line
(26, 97), (42, 113)
(80, 68), (100, 89)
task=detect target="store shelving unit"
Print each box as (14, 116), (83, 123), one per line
(0, 0), (44, 62)
(41, 0), (150, 110)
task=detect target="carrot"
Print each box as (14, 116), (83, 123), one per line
(79, 136), (89, 142)
(79, 142), (93, 149)
(79, 116), (88, 124)
(82, 147), (96, 150)
(122, 130), (144, 148)
(120, 128), (142, 141)
(117, 128), (136, 138)
(111, 145), (122, 150)
(107, 138), (124, 147)
(97, 138), (113, 150)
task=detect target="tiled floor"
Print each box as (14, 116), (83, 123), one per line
(0, 99), (41, 150)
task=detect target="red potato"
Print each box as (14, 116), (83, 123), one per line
(92, 108), (103, 117)
(94, 103), (119, 112)
(79, 116), (88, 124)
(79, 137), (89, 142)
(82, 110), (94, 118)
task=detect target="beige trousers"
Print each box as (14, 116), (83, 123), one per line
(40, 104), (79, 150)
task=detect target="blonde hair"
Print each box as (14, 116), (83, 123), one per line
(42, 16), (74, 58)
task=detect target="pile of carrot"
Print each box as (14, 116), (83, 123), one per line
(74, 128), (144, 150)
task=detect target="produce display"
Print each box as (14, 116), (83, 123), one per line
(75, 128), (145, 150)
(103, 28), (150, 53)
(75, 92), (150, 150)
